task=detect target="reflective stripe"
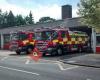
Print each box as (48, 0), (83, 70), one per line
(63, 38), (68, 42)
(79, 41), (82, 44)
(82, 41), (85, 44)
(51, 36), (87, 45)
(67, 41), (71, 44)
(78, 38), (82, 41)
(30, 42), (34, 45)
(71, 38), (75, 41)
(53, 40), (58, 43)
(23, 40), (29, 44)
(72, 41), (75, 44)
(85, 38), (88, 41)
(59, 42), (64, 44)
(75, 41), (77, 44)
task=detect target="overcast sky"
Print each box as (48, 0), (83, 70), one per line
(0, 0), (80, 22)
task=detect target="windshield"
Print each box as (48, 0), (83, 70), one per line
(35, 31), (51, 40)
(10, 33), (19, 41)
(35, 31), (54, 40)
(10, 33), (28, 41)
(19, 33), (27, 40)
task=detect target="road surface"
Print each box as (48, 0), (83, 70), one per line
(0, 51), (100, 80)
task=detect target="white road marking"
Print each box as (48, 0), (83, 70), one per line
(57, 63), (65, 70)
(0, 65), (40, 75)
(63, 66), (79, 70)
(1, 56), (8, 61)
(40, 59), (58, 63)
(86, 78), (92, 80)
(29, 62), (57, 64)
(67, 60), (76, 63)
(19, 56), (29, 59)
(25, 59), (60, 65)
(26, 59), (78, 71)
(56, 62), (79, 71)
(25, 59), (30, 64)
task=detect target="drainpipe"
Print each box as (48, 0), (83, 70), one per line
(1, 33), (4, 49)
(91, 28), (96, 53)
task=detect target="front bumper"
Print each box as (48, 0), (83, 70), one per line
(16, 46), (27, 52)
(43, 47), (57, 54)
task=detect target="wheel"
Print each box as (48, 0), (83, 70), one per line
(51, 51), (57, 56)
(57, 48), (63, 55)
(27, 48), (33, 54)
(43, 53), (46, 56)
(79, 48), (82, 53)
(16, 51), (21, 55)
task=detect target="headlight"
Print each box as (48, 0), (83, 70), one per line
(18, 47), (22, 49)
(47, 48), (52, 50)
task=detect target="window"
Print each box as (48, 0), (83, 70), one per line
(52, 32), (58, 39)
(35, 31), (53, 40)
(10, 33), (18, 41)
(41, 31), (50, 40)
(19, 33), (27, 40)
(32, 34), (35, 39)
(4, 34), (10, 43)
(61, 31), (66, 38)
(71, 34), (75, 38)
(96, 35), (100, 46)
(35, 32), (42, 40)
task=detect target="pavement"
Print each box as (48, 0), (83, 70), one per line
(61, 53), (100, 68)
(0, 50), (100, 80)
(0, 50), (15, 56)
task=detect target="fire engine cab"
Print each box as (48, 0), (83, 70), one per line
(34, 27), (89, 56)
(10, 31), (35, 55)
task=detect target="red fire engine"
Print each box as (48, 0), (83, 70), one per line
(10, 31), (35, 55)
(34, 27), (89, 56)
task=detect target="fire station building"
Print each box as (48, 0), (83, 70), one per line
(0, 5), (99, 53)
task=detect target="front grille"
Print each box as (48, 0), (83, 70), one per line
(36, 41), (48, 52)
(10, 42), (18, 51)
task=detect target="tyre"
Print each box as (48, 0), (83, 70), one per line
(78, 48), (82, 53)
(43, 53), (46, 56)
(16, 51), (21, 55)
(51, 51), (57, 56)
(27, 48), (33, 54)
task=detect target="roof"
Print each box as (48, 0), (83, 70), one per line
(0, 17), (84, 34)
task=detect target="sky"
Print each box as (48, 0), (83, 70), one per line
(0, 0), (80, 22)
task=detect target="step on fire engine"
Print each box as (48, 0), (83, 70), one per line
(10, 31), (35, 55)
(34, 27), (89, 56)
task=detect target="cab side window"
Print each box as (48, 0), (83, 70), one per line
(52, 32), (58, 39)
(19, 33), (27, 40)
(61, 31), (66, 38)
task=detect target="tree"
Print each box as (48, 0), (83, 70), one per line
(25, 16), (30, 25)
(0, 10), (8, 28)
(0, 9), (3, 27)
(25, 11), (34, 25)
(29, 11), (34, 24)
(0, 9), (34, 28)
(7, 10), (16, 27)
(2, 11), (8, 27)
(15, 15), (26, 26)
(38, 17), (56, 23)
(78, 0), (100, 28)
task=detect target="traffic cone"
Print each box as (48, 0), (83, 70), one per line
(29, 48), (42, 62)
